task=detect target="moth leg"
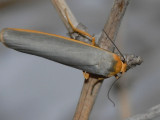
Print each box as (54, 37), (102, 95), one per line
(83, 71), (90, 80)
(115, 74), (119, 79)
(64, 9), (95, 46)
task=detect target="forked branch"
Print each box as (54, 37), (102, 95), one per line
(51, 0), (132, 120)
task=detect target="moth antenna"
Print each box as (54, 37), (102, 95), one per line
(107, 77), (120, 107)
(102, 30), (126, 63)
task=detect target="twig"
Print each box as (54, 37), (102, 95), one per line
(51, 0), (91, 44)
(51, 0), (78, 33)
(99, 0), (130, 51)
(51, 0), (131, 120)
(126, 104), (160, 120)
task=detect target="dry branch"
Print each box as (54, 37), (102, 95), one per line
(126, 104), (160, 120)
(51, 0), (91, 44)
(99, 0), (130, 51)
(51, 0), (131, 120)
(51, 0), (78, 33)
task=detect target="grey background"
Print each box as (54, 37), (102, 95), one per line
(0, 0), (160, 120)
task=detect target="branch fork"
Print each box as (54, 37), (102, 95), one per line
(51, 0), (142, 120)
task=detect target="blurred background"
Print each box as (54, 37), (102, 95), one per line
(0, 0), (160, 120)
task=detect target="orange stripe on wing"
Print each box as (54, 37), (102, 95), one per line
(5, 28), (112, 53)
